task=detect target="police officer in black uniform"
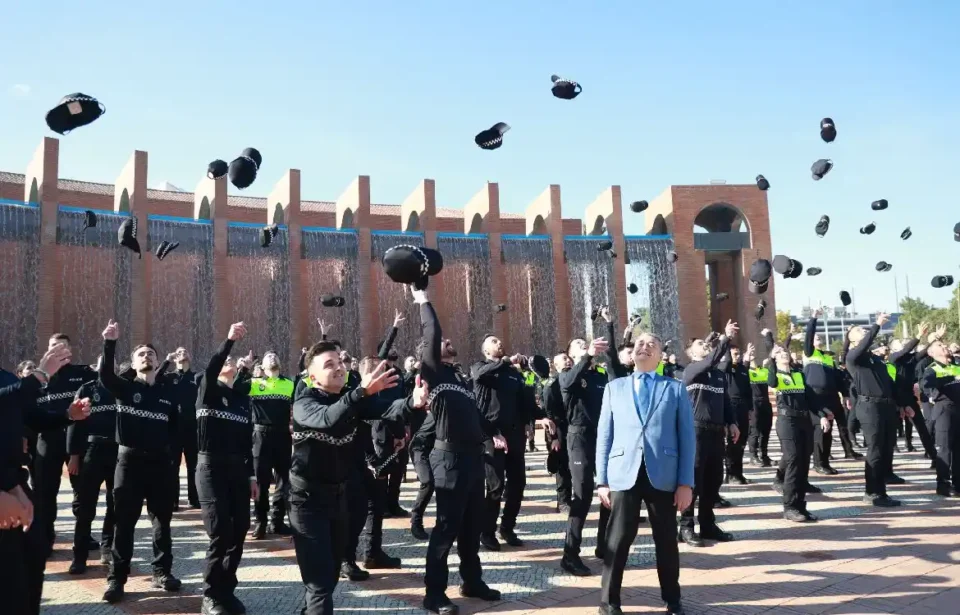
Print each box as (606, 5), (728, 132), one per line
(920, 337), (960, 497)
(747, 356), (774, 467)
(98, 319), (183, 603)
(160, 347), (201, 510)
(719, 345), (753, 485)
(544, 352), (572, 513)
(409, 390), (435, 541)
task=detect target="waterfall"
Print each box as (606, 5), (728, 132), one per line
(301, 229), (361, 355)
(0, 200), (40, 368)
(226, 223), (292, 367)
(370, 232), (425, 360)
(563, 237), (619, 342)
(500, 236), (558, 357)
(436, 234), (493, 364)
(625, 237), (681, 346)
(148, 216), (217, 365)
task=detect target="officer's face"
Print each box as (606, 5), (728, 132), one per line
(686, 339), (708, 361)
(309, 350), (346, 393)
(18, 361), (36, 378)
(441, 339), (457, 359)
(929, 341), (950, 364)
(482, 337), (503, 359)
(568, 339), (587, 360)
(618, 348), (634, 367)
(220, 357), (237, 380)
(131, 345), (157, 373)
(48, 337), (71, 353)
(813, 334), (824, 349)
(262, 352), (281, 371)
(175, 347), (191, 367)
(730, 348), (741, 363)
(404, 357), (416, 372)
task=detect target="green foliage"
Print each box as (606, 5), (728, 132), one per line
(830, 338), (844, 355)
(898, 290), (960, 343)
(776, 311), (792, 345)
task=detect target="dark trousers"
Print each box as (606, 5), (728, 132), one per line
(551, 427), (572, 506)
(724, 400), (750, 479)
(564, 430), (609, 557)
(600, 464), (680, 609)
(424, 449), (485, 596)
(410, 447), (434, 523)
(196, 455), (251, 600)
(109, 448), (176, 584)
(347, 468), (387, 560)
(858, 401), (899, 497)
(482, 428), (527, 535)
(931, 404), (960, 489)
(289, 481), (348, 615)
(749, 401), (772, 459)
(172, 434), (199, 507)
(252, 427), (291, 526)
(386, 447), (408, 510)
(905, 400), (936, 457)
(680, 428), (724, 531)
(33, 428), (81, 552)
(777, 413), (813, 511)
(72, 441), (117, 559)
(0, 484), (46, 615)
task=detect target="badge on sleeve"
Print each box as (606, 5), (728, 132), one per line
(133, 393), (142, 404)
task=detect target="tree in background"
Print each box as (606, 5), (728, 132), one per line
(776, 310), (792, 345)
(898, 291), (960, 343)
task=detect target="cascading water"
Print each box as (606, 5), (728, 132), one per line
(147, 216), (216, 365)
(56, 207), (133, 363)
(625, 237), (682, 346)
(500, 236), (558, 357)
(226, 223), (292, 367)
(436, 234), (493, 364)
(563, 237), (620, 342)
(370, 232), (425, 360)
(301, 229), (361, 355)
(0, 200), (40, 369)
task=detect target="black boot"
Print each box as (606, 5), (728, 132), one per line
(411, 519), (429, 540)
(68, 555), (87, 575)
(152, 571), (182, 591)
(479, 532), (501, 551)
(102, 580), (124, 603)
(677, 527), (704, 547)
(250, 521), (266, 540)
(560, 555), (592, 576)
(363, 550), (402, 569)
(268, 520), (292, 536)
(423, 593), (459, 614)
(340, 560), (370, 581)
(498, 527), (523, 547)
(459, 583), (501, 601)
(201, 596), (229, 615)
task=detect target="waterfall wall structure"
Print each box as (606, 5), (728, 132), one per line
(0, 138), (775, 371)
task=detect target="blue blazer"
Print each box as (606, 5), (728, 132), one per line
(596, 372), (696, 493)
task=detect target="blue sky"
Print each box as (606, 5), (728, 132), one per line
(3, 1), (958, 315)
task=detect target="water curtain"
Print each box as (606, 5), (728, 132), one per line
(301, 229), (361, 355)
(500, 236), (558, 357)
(226, 223), (292, 367)
(0, 201), (40, 369)
(563, 237), (620, 342)
(625, 237), (681, 347)
(147, 217), (217, 366)
(370, 232), (425, 360)
(436, 234), (493, 364)
(56, 207), (134, 363)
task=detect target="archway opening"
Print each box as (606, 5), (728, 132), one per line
(118, 188), (130, 213)
(272, 203), (284, 225)
(468, 212), (483, 234)
(405, 211), (420, 232)
(197, 197), (211, 220)
(587, 214), (605, 236)
(531, 214), (547, 235)
(340, 208), (354, 229)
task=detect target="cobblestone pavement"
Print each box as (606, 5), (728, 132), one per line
(41, 438), (960, 614)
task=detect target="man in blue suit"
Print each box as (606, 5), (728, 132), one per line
(596, 332), (695, 615)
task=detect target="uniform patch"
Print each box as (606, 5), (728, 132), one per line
(173, 377), (180, 384)
(93, 393), (100, 402)
(259, 383), (266, 391)
(223, 398), (229, 407)
(133, 393), (141, 403)
(581, 379), (587, 388)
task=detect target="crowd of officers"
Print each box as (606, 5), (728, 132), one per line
(2, 297), (959, 615)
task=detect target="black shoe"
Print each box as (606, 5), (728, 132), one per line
(86, 537), (100, 553)
(749, 455), (763, 466)
(458, 583), (501, 601)
(250, 521), (266, 540)
(906, 443), (916, 452)
(102, 580), (124, 603)
(411, 520), (430, 541)
(806, 483), (822, 494)
(560, 555), (592, 576)
(937, 485), (955, 497)
(222, 593), (247, 615)
(528, 442), (537, 452)
(152, 571), (182, 591)
(363, 551), (402, 569)
(202, 596), (229, 615)
(850, 450), (864, 458)
(387, 505), (410, 518)
(190, 501), (202, 510)
(813, 465), (837, 476)
(269, 521), (293, 536)
(886, 474), (906, 485)
(733, 475), (749, 485)
(340, 561), (370, 581)
(100, 549), (111, 565)
(761, 456), (773, 467)
(423, 593), (459, 614)
(772, 481), (784, 495)
(665, 602), (686, 615)
(700, 525), (733, 542)
(499, 528), (523, 547)
(68, 557), (87, 575)
(802, 510), (819, 522)
(716, 496), (732, 508)
(479, 532), (501, 551)
(873, 495), (902, 507)
(783, 508), (809, 523)
(677, 528), (704, 547)
(599, 604), (625, 615)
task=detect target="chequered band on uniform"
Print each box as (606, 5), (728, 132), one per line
(293, 427), (357, 446)
(197, 407), (250, 424)
(117, 405), (169, 422)
(38, 391), (77, 404)
(89, 405), (115, 414)
(426, 383), (476, 407)
(250, 394), (293, 401)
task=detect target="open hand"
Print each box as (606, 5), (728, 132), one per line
(412, 375), (429, 409)
(727, 424), (741, 443)
(361, 361), (399, 395)
(588, 338), (608, 356)
(876, 312), (890, 327)
(600, 306), (612, 323)
(393, 310), (406, 328)
(820, 417), (832, 433)
(724, 320), (739, 338)
(492, 434), (508, 452)
(228, 322), (247, 341)
(537, 417), (557, 436)
(67, 455), (81, 476)
(39, 343), (72, 377)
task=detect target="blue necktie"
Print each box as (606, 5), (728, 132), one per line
(637, 373), (651, 421)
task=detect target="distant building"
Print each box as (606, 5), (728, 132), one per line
(791, 311), (901, 346)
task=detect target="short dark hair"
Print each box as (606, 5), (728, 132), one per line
(50, 332), (70, 343)
(305, 341), (340, 368)
(130, 344), (157, 361)
(16, 360), (34, 375)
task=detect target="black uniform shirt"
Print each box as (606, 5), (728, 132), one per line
(682, 337), (734, 425)
(66, 380), (116, 455)
(471, 359), (534, 436)
(558, 355), (608, 431)
(195, 338), (254, 477)
(845, 325), (896, 400)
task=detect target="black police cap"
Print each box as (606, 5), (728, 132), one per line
(629, 200), (648, 213)
(207, 159), (228, 180)
(815, 215), (830, 238)
(475, 122), (510, 150)
(597, 240), (613, 251)
(715, 292), (729, 301)
(787, 259), (804, 278)
(382, 244), (444, 289)
(772, 255), (791, 275)
(839, 290), (852, 306)
(860, 222), (876, 235)
(806, 267), (822, 276)
(45, 93), (106, 135)
(320, 294), (345, 307)
(229, 154), (259, 190)
(954, 222), (960, 241)
(241, 148), (262, 170)
(820, 118), (836, 143)
(117, 217), (141, 259)
(748, 279), (769, 295)
(932, 275), (954, 289)
(495, 304), (507, 313)
(531, 355), (550, 378)
(875, 261), (892, 272)
(82, 210), (97, 231)
(901, 227), (912, 241)
(749, 259), (773, 283)
(811, 159), (833, 181)
(666, 251), (678, 263)
(627, 283), (639, 294)
(755, 300), (766, 321)
(155, 240), (179, 261)
(871, 199), (888, 211)
(756, 175), (770, 191)
(260, 224), (279, 248)
(550, 75), (582, 100)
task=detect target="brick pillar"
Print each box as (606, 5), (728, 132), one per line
(525, 185), (571, 345)
(26, 138), (60, 356)
(336, 176), (374, 353)
(268, 169), (303, 365)
(401, 179), (445, 321)
(114, 151), (150, 344)
(195, 175), (230, 339)
(584, 186), (628, 331)
(464, 183), (508, 347)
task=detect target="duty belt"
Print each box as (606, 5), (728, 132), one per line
(693, 421), (725, 432)
(567, 425), (594, 434)
(118, 444), (170, 458)
(434, 440), (483, 454)
(87, 435), (116, 444)
(253, 424), (289, 432)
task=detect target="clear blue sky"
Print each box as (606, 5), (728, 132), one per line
(3, 1), (958, 315)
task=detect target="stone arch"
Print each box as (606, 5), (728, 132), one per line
(587, 214), (605, 236)
(197, 197), (211, 220)
(530, 214), (547, 235)
(272, 203), (284, 225)
(118, 188), (130, 213)
(468, 212), (483, 234)
(405, 210), (420, 232)
(692, 202), (751, 235)
(650, 213), (668, 236)
(340, 208), (354, 229)
(28, 178), (39, 204)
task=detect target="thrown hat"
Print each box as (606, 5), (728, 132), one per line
(839, 290), (852, 307)
(228, 148), (262, 190)
(666, 251), (678, 263)
(117, 217), (141, 259)
(815, 215), (830, 238)
(748, 278), (769, 295)
(755, 299), (767, 321)
(495, 304), (507, 313)
(597, 240), (613, 251)
(45, 93), (105, 135)
(820, 117), (836, 143)
(550, 74), (582, 100)
(629, 200), (648, 213)
(860, 222), (876, 235)
(932, 275), (954, 289)
(715, 292), (729, 301)
(806, 267), (822, 276)
(207, 159), (228, 180)
(772, 255), (792, 275)
(749, 258), (773, 283)
(82, 210), (97, 231)
(241, 148), (262, 169)
(955, 222), (960, 241)
(756, 175), (770, 191)
(787, 260), (804, 278)
(811, 158), (833, 181)
(475, 122), (510, 150)
(871, 199), (888, 211)
(531, 355), (550, 378)
(259, 224), (279, 248)
(155, 240), (179, 261)
(875, 261), (893, 272)
(382, 244), (444, 289)
(320, 294), (345, 307)
(590, 307), (603, 321)
(900, 227), (912, 241)
(627, 283), (639, 294)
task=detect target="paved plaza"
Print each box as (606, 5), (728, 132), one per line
(41, 440), (960, 615)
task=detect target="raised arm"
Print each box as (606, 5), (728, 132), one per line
(889, 337), (919, 365)
(99, 321), (134, 399)
(603, 317), (629, 380)
(559, 353), (593, 392)
(293, 387), (367, 430)
(682, 335), (731, 384)
(207, 337), (236, 383)
(471, 359), (506, 384)
(847, 324), (880, 365)
(377, 310), (404, 359)
(804, 316), (818, 357)
(413, 289), (442, 380)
